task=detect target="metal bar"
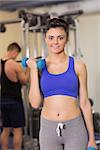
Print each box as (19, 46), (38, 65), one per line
(0, 18), (22, 25)
(69, 25), (76, 31)
(25, 23), (30, 58)
(23, 25), (76, 32)
(59, 10), (84, 17)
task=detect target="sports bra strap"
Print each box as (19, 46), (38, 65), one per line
(69, 56), (75, 71)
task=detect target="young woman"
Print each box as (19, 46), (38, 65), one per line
(27, 18), (97, 150)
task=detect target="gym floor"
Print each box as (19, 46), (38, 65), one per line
(0, 134), (40, 150)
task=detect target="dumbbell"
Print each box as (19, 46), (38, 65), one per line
(87, 147), (96, 150)
(21, 57), (45, 70)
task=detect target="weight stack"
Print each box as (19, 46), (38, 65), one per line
(32, 109), (41, 139)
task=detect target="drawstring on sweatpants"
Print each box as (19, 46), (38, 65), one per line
(56, 122), (64, 136)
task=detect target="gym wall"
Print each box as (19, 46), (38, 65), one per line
(0, 11), (22, 59)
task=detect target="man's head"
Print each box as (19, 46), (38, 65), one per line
(7, 42), (21, 59)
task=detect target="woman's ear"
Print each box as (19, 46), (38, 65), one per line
(66, 37), (69, 44)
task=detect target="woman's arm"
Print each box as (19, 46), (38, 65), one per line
(76, 59), (97, 149)
(27, 57), (42, 108)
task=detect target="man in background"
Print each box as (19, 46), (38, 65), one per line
(0, 42), (30, 150)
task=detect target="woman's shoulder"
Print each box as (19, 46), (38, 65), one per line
(74, 57), (87, 73)
(74, 57), (86, 67)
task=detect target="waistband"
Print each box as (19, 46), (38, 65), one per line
(41, 114), (83, 137)
(40, 114), (83, 127)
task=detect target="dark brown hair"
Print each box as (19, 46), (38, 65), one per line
(46, 18), (69, 37)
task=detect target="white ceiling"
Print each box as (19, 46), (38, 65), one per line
(0, 0), (82, 11)
(0, 0), (100, 15)
(48, 0), (100, 15)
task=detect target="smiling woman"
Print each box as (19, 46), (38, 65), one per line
(45, 18), (68, 55)
(27, 18), (97, 150)
(45, 28), (67, 54)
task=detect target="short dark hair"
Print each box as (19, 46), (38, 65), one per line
(7, 42), (21, 53)
(46, 18), (69, 37)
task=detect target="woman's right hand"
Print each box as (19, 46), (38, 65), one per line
(26, 57), (37, 70)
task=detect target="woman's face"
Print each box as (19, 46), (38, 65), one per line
(45, 27), (68, 54)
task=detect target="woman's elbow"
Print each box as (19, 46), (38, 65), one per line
(30, 102), (39, 109)
(80, 99), (91, 111)
(29, 96), (40, 109)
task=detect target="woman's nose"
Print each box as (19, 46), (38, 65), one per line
(54, 38), (58, 44)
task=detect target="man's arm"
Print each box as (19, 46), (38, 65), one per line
(15, 62), (30, 84)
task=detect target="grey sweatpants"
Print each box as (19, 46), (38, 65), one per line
(39, 115), (88, 150)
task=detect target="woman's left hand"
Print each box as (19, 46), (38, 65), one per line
(88, 139), (98, 149)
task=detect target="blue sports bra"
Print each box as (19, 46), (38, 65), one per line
(40, 56), (79, 99)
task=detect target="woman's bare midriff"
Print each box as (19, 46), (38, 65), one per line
(41, 95), (81, 121)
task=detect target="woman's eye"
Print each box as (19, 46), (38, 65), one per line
(48, 36), (53, 40)
(59, 37), (64, 40)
